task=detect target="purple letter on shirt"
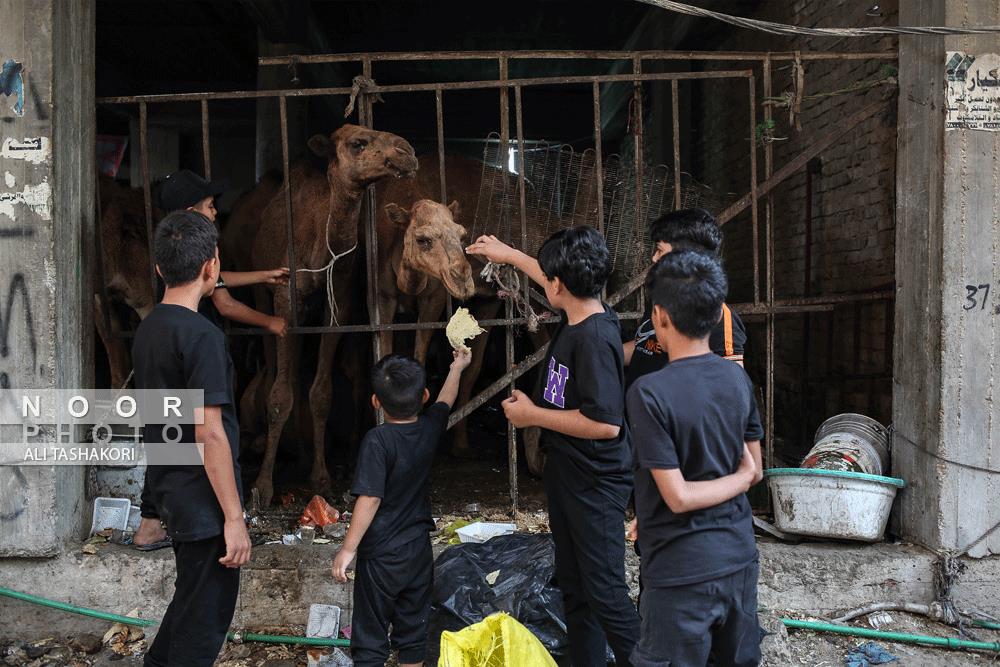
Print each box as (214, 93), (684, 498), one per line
(543, 357), (569, 408)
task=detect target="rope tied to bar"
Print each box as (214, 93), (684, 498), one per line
(480, 261), (540, 332)
(344, 76), (384, 119)
(295, 211), (357, 326)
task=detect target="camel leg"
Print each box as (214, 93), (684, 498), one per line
(377, 291), (397, 360)
(239, 367), (269, 454)
(451, 299), (501, 456)
(414, 289), (447, 365)
(253, 293), (299, 507)
(308, 282), (352, 496)
(94, 294), (131, 389)
(522, 327), (551, 477)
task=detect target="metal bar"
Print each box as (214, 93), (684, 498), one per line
(749, 75), (760, 305)
(671, 79), (682, 210)
(514, 86), (529, 314)
(200, 99), (211, 180)
(592, 81), (604, 232)
(97, 70), (754, 105)
(138, 102), (157, 295)
(435, 89), (453, 318)
(258, 49), (898, 67)
(633, 56), (645, 314)
(448, 346), (547, 429)
(718, 99), (889, 226)
(762, 56), (775, 476)
(361, 59), (382, 371)
(278, 96), (299, 328)
(499, 57), (518, 514)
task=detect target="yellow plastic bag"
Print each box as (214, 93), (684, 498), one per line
(438, 612), (557, 667)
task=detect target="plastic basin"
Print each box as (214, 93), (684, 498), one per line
(765, 468), (905, 542)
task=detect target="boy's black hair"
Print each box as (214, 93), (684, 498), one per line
(647, 250), (728, 339)
(154, 210), (218, 287)
(371, 354), (427, 419)
(537, 225), (611, 298)
(649, 208), (722, 256)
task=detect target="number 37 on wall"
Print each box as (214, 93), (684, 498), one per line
(964, 283), (1000, 313)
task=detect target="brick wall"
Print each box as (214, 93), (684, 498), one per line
(672, 1), (899, 461)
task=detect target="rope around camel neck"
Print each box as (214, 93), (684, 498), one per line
(295, 211), (357, 327)
(481, 261), (540, 332)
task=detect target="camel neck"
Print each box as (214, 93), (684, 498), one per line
(323, 177), (365, 251)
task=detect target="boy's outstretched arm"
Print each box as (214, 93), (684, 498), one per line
(331, 495), (381, 583)
(220, 268), (289, 288)
(502, 390), (620, 440)
(437, 349), (472, 408)
(211, 287), (288, 337)
(466, 235), (548, 288)
(651, 444), (757, 514)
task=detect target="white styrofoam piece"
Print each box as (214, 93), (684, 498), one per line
(307, 603), (342, 639)
(455, 522), (516, 544)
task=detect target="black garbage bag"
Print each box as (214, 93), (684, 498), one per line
(427, 533), (568, 661)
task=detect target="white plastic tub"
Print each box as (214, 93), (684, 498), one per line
(766, 468), (905, 542)
(455, 522), (517, 544)
(90, 497), (132, 535)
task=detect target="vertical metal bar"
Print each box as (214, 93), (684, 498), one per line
(749, 75), (760, 305)
(436, 88), (453, 318)
(500, 57), (518, 514)
(514, 86), (528, 300)
(762, 57), (775, 475)
(279, 96), (299, 329)
(361, 59), (384, 427)
(800, 162), (814, 446)
(633, 56), (645, 314)
(201, 99), (211, 180)
(139, 102), (157, 295)
(671, 79), (682, 210)
(592, 81), (604, 233)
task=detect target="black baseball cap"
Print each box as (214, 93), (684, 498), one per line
(158, 170), (229, 211)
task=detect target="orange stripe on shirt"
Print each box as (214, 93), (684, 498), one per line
(722, 303), (734, 357)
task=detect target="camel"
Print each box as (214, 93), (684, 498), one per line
(243, 124), (418, 506)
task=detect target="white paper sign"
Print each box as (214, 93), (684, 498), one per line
(947, 52), (1000, 131)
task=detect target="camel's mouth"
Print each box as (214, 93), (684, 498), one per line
(385, 154), (418, 179)
(442, 272), (476, 301)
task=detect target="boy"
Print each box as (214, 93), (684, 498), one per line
(332, 350), (472, 667)
(625, 208), (746, 389)
(627, 251), (763, 667)
(466, 226), (640, 666)
(135, 169), (288, 549)
(133, 210), (250, 666)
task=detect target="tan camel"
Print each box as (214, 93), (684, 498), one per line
(245, 124), (418, 506)
(376, 198), (476, 362)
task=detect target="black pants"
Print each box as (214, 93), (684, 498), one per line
(144, 534), (240, 667)
(139, 475), (158, 519)
(631, 561), (761, 667)
(544, 452), (640, 667)
(351, 536), (433, 667)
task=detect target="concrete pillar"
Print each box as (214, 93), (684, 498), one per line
(0, 0), (95, 556)
(255, 35), (307, 181)
(894, 0), (1000, 556)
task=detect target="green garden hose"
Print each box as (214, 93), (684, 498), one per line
(0, 586), (350, 648)
(782, 618), (1000, 652)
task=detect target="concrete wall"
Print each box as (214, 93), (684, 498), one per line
(0, 0), (95, 556)
(686, 1), (899, 461)
(894, 0), (1000, 555)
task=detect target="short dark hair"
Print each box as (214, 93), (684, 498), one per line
(537, 225), (611, 297)
(649, 208), (722, 256)
(647, 250), (728, 339)
(371, 354), (426, 419)
(154, 210), (217, 287)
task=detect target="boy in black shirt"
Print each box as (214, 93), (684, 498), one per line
(627, 251), (763, 667)
(625, 208), (746, 390)
(467, 226), (640, 666)
(332, 350), (471, 667)
(132, 210), (250, 666)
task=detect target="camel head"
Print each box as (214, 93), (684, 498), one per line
(308, 124), (418, 189)
(385, 199), (475, 300)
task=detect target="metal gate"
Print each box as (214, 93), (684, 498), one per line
(96, 49), (897, 511)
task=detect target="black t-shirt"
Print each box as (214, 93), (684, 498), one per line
(351, 402), (449, 558)
(625, 303), (746, 388)
(132, 303), (241, 542)
(627, 353), (763, 587)
(535, 304), (632, 481)
(155, 275), (227, 330)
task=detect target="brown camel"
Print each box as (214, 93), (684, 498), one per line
(376, 198), (476, 362)
(94, 175), (158, 389)
(245, 124), (418, 506)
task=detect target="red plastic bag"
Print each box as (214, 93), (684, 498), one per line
(300, 495), (339, 528)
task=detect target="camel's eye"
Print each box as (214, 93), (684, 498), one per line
(351, 139), (367, 153)
(416, 236), (433, 250)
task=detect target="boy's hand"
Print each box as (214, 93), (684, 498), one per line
(266, 316), (289, 338)
(626, 518), (638, 542)
(451, 348), (472, 372)
(262, 268), (290, 285)
(219, 518), (251, 568)
(466, 235), (518, 265)
(332, 547), (356, 583)
(737, 444), (758, 487)
(502, 389), (537, 428)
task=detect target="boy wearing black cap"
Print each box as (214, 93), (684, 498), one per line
(467, 227), (640, 667)
(134, 170), (289, 550)
(627, 251), (763, 667)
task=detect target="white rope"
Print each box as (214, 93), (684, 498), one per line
(295, 211), (357, 327)
(480, 261), (541, 332)
(637, 0), (1000, 37)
